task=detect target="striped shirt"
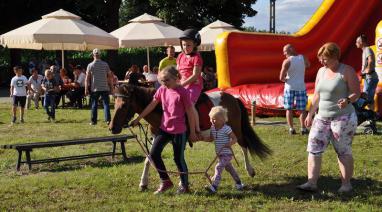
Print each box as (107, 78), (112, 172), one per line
(87, 59), (110, 92)
(211, 124), (233, 155)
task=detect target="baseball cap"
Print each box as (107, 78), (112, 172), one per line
(92, 48), (101, 55)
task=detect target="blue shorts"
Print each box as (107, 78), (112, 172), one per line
(283, 89), (307, 110)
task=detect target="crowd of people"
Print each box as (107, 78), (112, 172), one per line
(8, 29), (378, 195)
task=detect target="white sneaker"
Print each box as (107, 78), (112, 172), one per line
(338, 184), (352, 193)
(235, 183), (245, 191)
(296, 182), (318, 192)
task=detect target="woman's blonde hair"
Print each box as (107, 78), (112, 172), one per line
(317, 42), (341, 60)
(209, 106), (228, 122)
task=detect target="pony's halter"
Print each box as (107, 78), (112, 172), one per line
(114, 93), (129, 98)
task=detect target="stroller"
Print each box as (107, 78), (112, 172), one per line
(353, 93), (378, 134)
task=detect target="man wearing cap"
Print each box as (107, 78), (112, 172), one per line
(85, 49), (114, 125)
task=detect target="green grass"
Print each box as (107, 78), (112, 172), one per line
(0, 102), (381, 211)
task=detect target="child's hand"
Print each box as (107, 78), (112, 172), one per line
(188, 132), (198, 143)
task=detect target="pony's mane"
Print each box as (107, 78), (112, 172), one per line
(133, 86), (155, 106)
(130, 85), (162, 113)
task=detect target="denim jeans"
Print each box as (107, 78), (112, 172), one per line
(363, 76), (379, 104)
(90, 91), (111, 123)
(44, 93), (56, 119)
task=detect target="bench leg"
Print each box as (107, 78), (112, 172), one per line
(16, 150), (23, 171)
(120, 142), (128, 161)
(25, 150), (32, 170)
(112, 141), (116, 159)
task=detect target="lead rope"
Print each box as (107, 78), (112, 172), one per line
(126, 124), (240, 186)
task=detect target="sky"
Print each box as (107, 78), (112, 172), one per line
(243, 0), (323, 33)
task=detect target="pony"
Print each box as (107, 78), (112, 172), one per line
(109, 84), (271, 188)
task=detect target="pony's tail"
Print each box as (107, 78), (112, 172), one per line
(237, 99), (272, 159)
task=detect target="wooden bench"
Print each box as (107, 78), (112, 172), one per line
(1, 135), (135, 171)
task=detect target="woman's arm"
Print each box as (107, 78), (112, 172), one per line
(180, 65), (201, 87)
(305, 68), (322, 127)
(338, 66), (360, 109)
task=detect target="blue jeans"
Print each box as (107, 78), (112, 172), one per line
(363, 77), (379, 104)
(90, 91), (111, 123)
(44, 93), (56, 119)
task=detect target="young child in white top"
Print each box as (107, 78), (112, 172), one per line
(204, 106), (244, 193)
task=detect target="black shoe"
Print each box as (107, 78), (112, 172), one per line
(89, 122), (97, 125)
(289, 128), (296, 135)
(11, 116), (16, 124)
(301, 128), (309, 135)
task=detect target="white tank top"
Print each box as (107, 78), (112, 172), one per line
(284, 55), (306, 91)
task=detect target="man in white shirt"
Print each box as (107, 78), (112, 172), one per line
(27, 68), (44, 109)
(279, 44), (310, 135)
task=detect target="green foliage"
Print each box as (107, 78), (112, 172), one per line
(119, 0), (157, 26)
(149, 0), (258, 29)
(0, 102), (381, 210)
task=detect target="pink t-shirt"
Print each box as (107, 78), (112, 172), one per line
(154, 85), (192, 134)
(177, 52), (203, 90)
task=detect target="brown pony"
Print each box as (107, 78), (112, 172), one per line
(109, 84), (271, 188)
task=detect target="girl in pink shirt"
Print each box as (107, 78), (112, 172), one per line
(132, 66), (197, 194)
(177, 29), (204, 135)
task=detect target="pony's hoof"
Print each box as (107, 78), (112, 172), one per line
(139, 185), (148, 192)
(248, 170), (256, 178)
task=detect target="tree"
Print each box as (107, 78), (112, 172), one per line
(119, 0), (157, 26)
(149, 0), (257, 29)
(0, 0), (122, 69)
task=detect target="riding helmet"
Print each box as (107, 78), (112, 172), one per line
(179, 29), (201, 46)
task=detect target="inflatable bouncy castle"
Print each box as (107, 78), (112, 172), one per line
(214, 0), (382, 116)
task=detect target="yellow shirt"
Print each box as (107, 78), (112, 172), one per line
(158, 57), (177, 71)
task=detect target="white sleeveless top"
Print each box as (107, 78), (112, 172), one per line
(284, 55), (306, 91)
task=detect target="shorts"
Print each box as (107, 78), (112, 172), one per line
(307, 112), (357, 156)
(283, 89), (307, 110)
(186, 84), (202, 104)
(12, 96), (26, 108)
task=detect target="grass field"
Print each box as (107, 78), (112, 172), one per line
(0, 102), (381, 211)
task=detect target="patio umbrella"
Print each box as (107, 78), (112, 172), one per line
(199, 20), (238, 51)
(110, 13), (183, 69)
(0, 9), (118, 68)
(175, 20), (238, 52)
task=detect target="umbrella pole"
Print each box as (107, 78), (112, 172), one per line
(146, 47), (150, 70)
(61, 48), (65, 69)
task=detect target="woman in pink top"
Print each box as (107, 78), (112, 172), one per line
(177, 28), (204, 134)
(131, 66), (197, 194)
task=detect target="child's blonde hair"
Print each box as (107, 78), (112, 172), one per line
(209, 106), (228, 122)
(44, 69), (53, 77)
(160, 65), (180, 80)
